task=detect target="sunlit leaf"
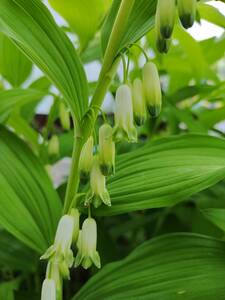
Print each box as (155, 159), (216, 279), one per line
(0, 0), (88, 120)
(74, 234), (225, 300)
(95, 135), (225, 216)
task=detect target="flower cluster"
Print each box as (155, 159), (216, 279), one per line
(155, 0), (197, 53)
(41, 211), (100, 299)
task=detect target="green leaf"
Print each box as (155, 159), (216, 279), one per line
(198, 3), (225, 28)
(0, 229), (36, 271)
(202, 208), (225, 233)
(0, 280), (19, 300)
(0, 0), (88, 120)
(0, 126), (62, 253)
(74, 233), (225, 300)
(49, 0), (111, 49)
(102, 0), (157, 54)
(0, 88), (45, 123)
(0, 32), (32, 86)
(95, 135), (225, 216)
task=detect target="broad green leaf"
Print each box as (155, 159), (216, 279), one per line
(95, 135), (225, 216)
(0, 0), (88, 120)
(49, 0), (111, 49)
(102, 0), (157, 54)
(0, 230), (36, 271)
(198, 3), (225, 28)
(0, 32), (32, 86)
(0, 88), (45, 123)
(74, 233), (225, 300)
(202, 208), (225, 232)
(0, 126), (62, 253)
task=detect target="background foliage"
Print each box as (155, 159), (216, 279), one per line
(0, 0), (224, 299)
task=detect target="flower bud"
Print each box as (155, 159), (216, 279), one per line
(87, 156), (111, 208)
(70, 208), (80, 243)
(156, 35), (171, 54)
(75, 218), (101, 269)
(142, 62), (162, 117)
(41, 215), (74, 279)
(156, 0), (176, 39)
(113, 84), (137, 143)
(177, 0), (196, 29)
(48, 135), (59, 157)
(132, 78), (147, 126)
(79, 136), (94, 178)
(59, 102), (70, 131)
(41, 279), (56, 300)
(99, 124), (115, 176)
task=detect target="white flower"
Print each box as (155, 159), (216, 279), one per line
(177, 0), (196, 29)
(142, 62), (162, 117)
(113, 84), (137, 142)
(41, 279), (56, 300)
(75, 218), (101, 269)
(132, 78), (147, 126)
(99, 124), (115, 176)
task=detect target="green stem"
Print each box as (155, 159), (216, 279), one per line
(63, 0), (135, 212)
(63, 123), (83, 214)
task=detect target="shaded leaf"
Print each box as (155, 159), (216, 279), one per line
(0, 126), (62, 253)
(0, 88), (45, 123)
(202, 208), (225, 233)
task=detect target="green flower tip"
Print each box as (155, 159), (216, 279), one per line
(75, 218), (101, 270)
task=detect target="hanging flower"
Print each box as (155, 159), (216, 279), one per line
(70, 208), (80, 243)
(41, 214), (75, 279)
(177, 0), (196, 29)
(41, 279), (56, 300)
(99, 123), (115, 176)
(79, 136), (94, 178)
(113, 84), (137, 142)
(75, 218), (101, 269)
(155, 0), (176, 39)
(132, 78), (147, 126)
(142, 62), (162, 117)
(86, 156), (111, 208)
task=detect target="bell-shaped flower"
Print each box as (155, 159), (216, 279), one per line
(46, 261), (62, 299)
(59, 102), (70, 131)
(79, 136), (94, 178)
(48, 135), (59, 157)
(113, 84), (137, 142)
(41, 215), (74, 279)
(41, 279), (56, 300)
(99, 124), (115, 176)
(177, 0), (196, 29)
(86, 156), (111, 208)
(155, 0), (176, 39)
(75, 218), (101, 269)
(142, 62), (162, 118)
(132, 78), (147, 126)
